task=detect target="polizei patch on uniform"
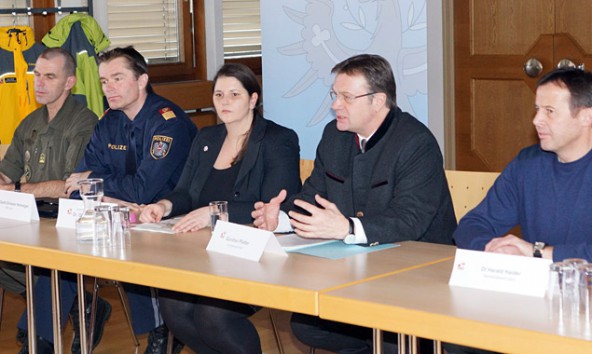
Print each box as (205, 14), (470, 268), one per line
(151, 135), (173, 159)
(159, 107), (176, 120)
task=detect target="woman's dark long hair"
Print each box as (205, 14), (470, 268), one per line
(213, 63), (262, 165)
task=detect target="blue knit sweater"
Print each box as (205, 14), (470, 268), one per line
(454, 144), (592, 261)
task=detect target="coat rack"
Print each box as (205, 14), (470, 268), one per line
(0, 0), (93, 16)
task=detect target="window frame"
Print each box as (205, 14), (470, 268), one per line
(146, 0), (207, 83)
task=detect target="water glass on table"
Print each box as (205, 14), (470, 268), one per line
(76, 178), (105, 243)
(548, 259), (591, 330)
(110, 206), (131, 249)
(209, 201), (229, 231)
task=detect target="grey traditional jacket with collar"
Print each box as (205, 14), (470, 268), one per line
(283, 107), (456, 246)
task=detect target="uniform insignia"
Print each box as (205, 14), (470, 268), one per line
(159, 107), (176, 120)
(24, 150), (30, 162)
(39, 153), (46, 164)
(150, 135), (173, 159)
(204, 146), (208, 152)
(24, 165), (31, 181)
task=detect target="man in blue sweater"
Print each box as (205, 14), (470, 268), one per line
(449, 68), (592, 353)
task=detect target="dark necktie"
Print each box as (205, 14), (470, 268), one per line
(360, 139), (367, 153)
(126, 130), (137, 175)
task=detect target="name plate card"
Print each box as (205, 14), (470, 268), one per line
(55, 198), (84, 229)
(449, 248), (552, 297)
(0, 190), (39, 222)
(206, 221), (287, 261)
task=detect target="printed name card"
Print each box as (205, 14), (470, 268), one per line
(0, 190), (39, 222)
(55, 198), (84, 229)
(449, 248), (552, 297)
(206, 221), (287, 261)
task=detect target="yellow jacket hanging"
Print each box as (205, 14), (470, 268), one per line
(0, 26), (45, 144)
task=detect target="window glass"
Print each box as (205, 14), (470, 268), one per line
(107, 0), (182, 64)
(0, 0), (32, 27)
(223, 0), (260, 58)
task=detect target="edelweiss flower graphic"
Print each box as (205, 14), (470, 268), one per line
(277, 0), (427, 126)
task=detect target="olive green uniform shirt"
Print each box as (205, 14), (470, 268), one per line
(0, 95), (97, 183)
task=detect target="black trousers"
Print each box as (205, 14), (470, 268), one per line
(159, 290), (261, 354)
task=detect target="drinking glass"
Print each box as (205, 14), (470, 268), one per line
(548, 262), (565, 321)
(110, 206), (131, 248)
(75, 178), (105, 243)
(581, 265), (592, 328)
(209, 201), (229, 232)
(561, 263), (580, 323)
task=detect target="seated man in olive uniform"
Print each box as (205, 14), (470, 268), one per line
(0, 47), (107, 354)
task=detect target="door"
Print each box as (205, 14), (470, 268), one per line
(454, 0), (592, 172)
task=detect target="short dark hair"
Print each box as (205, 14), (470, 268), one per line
(538, 68), (592, 114)
(98, 46), (152, 93)
(38, 47), (76, 77)
(213, 63), (262, 112)
(331, 54), (397, 109)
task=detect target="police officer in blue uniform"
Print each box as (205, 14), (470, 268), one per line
(22, 46), (197, 354)
(73, 80), (194, 204)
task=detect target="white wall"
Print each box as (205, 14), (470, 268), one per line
(204, 1), (224, 79)
(427, 1), (445, 152)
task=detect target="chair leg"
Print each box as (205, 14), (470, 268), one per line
(89, 277), (99, 353)
(114, 281), (140, 348)
(89, 279), (140, 351)
(268, 308), (284, 354)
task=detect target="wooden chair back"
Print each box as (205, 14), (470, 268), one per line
(295, 164), (499, 222)
(299, 159), (314, 183)
(445, 170), (500, 221)
(152, 80), (217, 128)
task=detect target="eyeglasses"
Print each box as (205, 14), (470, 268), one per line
(329, 91), (376, 104)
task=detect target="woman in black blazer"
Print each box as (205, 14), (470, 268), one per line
(140, 63), (301, 354)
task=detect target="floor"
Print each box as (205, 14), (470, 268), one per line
(0, 285), (328, 353)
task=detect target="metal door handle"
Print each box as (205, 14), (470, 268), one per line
(524, 58), (543, 77)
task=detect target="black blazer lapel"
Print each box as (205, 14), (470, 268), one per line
(193, 126), (225, 195)
(235, 116), (267, 186)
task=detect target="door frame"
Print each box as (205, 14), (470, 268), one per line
(442, 0), (456, 169)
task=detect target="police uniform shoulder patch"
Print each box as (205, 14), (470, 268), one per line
(151, 135), (173, 159)
(159, 107), (176, 120)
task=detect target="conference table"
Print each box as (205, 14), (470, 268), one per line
(0, 218), (455, 354)
(319, 259), (592, 354)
